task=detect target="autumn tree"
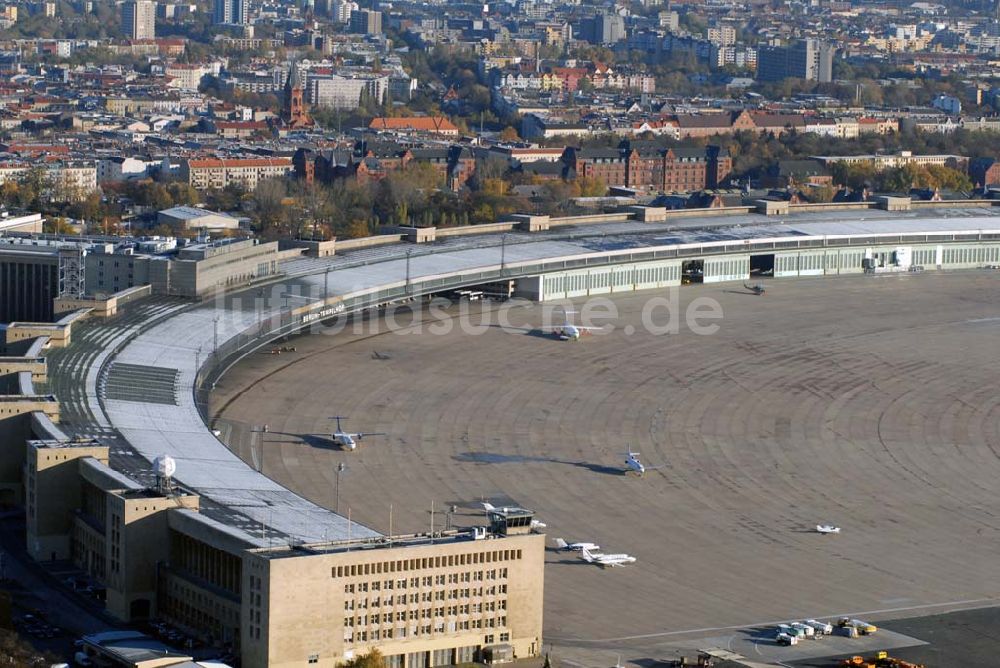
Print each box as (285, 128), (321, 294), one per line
(499, 126), (520, 142)
(576, 176), (607, 197)
(343, 648), (387, 668)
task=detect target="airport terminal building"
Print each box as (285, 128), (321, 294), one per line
(3, 199), (1000, 666)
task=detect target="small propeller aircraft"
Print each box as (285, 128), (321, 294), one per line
(816, 524), (841, 534)
(329, 416), (385, 451)
(554, 538), (600, 552)
(744, 282), (766, 295)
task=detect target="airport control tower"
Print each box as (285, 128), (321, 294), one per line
(485, 506), (537, 536)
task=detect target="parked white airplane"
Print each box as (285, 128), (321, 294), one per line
(481, 502), (547, 530)
(553, 310), (604, 341)
(553, 538), (600, 552)
(816, 524), (841, 534)
(329, 416), (385, 451)
(580, 547), (636, 568)
(625, 448), (664, 476)
(625, 449), (646, 475)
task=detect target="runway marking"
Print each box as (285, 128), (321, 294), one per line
(545, 597), (1000, 644)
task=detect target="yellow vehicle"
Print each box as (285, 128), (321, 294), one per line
(837, 617), (877, 635)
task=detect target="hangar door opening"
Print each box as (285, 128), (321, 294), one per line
(750, 254), (775, 277)
(681, 259), (704, 284)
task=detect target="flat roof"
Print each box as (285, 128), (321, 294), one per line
(159, 206), (236, 220)
(253, 527), (518, 560)
(83, 631), (191, 664)
(90, 206), (1000, 546)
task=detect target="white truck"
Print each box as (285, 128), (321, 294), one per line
(804, 619), (833, 635)
(791, 622), (815, 638)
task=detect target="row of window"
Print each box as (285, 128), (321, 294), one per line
(345, 600), (506, 626)
(344, 616), (508, 644)
(345, 584), (508, 608)
(344, 570), (508, 594)
(331, 550), (520, 579)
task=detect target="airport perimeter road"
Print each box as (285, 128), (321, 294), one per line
(210, 271), (1000, 664)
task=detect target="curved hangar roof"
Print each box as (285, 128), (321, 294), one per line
(96, 207), (1000, 545)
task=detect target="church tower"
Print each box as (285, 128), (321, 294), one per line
(283, 61), (312, 128)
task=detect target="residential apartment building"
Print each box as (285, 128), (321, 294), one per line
(309, 74), (388, 110)
(180, 157), (294, 191)
(756, 39), (834, 83)
(0, 162), (97, 200)
(707, 25), (736, 47)
(213, 0), (246, 25)
(562, 145), (731, 192)
(121, 0), (155, 40)
(165, 63), (216, 90)
(810, 150), (967, 171)
(349, 8), (381, 34)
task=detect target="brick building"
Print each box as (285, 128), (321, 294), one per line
(294, 144), (476, 191)
(562, 144), (731, 192)
(969, 157), (1000, 187)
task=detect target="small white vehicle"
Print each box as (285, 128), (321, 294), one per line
(805, 619), (833, 635)
(784, 625), (806, 639)
(776, 632), (798, 646)
(791, 622), (815, 638)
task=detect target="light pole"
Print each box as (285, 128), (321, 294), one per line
(404, 249), (413, 295)
(335, 462), (347, 514)
(250, 425), (267, 473)
(500, 234), (507, 278)
(324, 266), (331, 301)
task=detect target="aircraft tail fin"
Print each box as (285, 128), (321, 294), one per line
(554, 538), (567, 549)
(481, 502), (496, 512)
(580, 548), (595, 562)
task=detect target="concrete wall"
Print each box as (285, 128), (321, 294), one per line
(5, 323), (70, 348)
(336, 235), (405, 251)
(0, 357), (46, 383)
(0, 397), (59, 502)
(243, 532), (544, 668)
(26, 442), (109, 561)
(54, 285), (152, 318)
(106, 491), (201, 622)
(548, 212), (632, 227)
(436, 222), (518, 237)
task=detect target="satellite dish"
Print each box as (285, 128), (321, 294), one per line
(154, 455), (177, 479)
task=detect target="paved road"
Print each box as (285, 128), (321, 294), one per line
(210, 271), (1000, 666)
(0, 511), (121, 661)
